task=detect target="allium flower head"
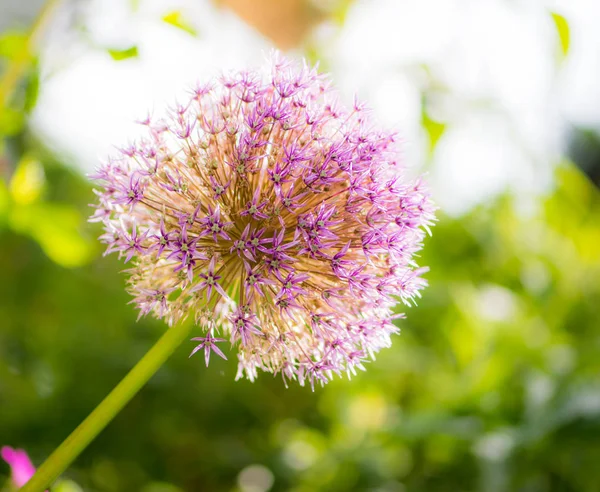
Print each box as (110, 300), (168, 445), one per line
(91, 54), (435, 389)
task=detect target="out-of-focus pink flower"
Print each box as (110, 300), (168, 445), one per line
(1, 446), (37, 488)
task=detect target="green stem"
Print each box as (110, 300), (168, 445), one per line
(0, 0), (61, 108)
(20, 321), (193, 492)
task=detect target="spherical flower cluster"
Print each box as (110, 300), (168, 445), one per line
(91, 54), (435, 389)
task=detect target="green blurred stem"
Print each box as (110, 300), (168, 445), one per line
(20, 321), (193, 492)
(0, 0), (61, 108)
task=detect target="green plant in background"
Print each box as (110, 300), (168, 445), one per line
(5, 1), (436, 490)
(3, 159), (599, 491)
(17, 50), (437, 492)
(0, 0), (93, 271)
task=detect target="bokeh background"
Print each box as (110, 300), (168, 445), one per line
(1, 0), (600, 491)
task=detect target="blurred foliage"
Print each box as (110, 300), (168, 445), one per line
(161, 11), (198, 37)
(421, 100), (447, 158)
(107, 46), (139, 62)
(551, 12), (570, 59)
(0, 30), (36, 136)
(568, 128), (600, 187)
(1, 2), (600, 492)
(0, 154), (93, 268)
(1, 149), (599, 492)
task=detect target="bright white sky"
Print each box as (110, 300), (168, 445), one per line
(31, 0), (600, 216)
(32, 0), (270, 169)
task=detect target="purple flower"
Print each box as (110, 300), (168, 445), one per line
(168, 225), (206, 281)
(246, 227), (271, 256)
(130, 287), (175, 320)
(91, 52), (435, 389)
(190, 256), (228, 301)
(330, 241), (353, 275)
(116, 221), (148, 263)
(243, 263), (275, 300)
(277, 272), (309, 298)
(149, 219), (175, 256)
(240, 188), (269, 220)
(1, 446), (41, 489)
(268, 161), (292, 190)
(230, 306), (263, 346)
(210, 175), (230, 199)
(198, 206), (232, 242)
(114, 175), (145, 207)
(190, 331), (227, 366)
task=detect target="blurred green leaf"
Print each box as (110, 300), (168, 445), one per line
(53, 479), (84, 492)
(0, 31), (28, 60)
(0, 107), (25, 136)
(332, 0), (355, 25)
(23, 66), (40, 113)
(9, 202), (93, 267)
(107, 46), (139, 61)
(161, 11), (197, 36)
(0, 178), (9, 224)
(551, 12), (570, 58)
(9, 155), (45, 205)
(141, 482), (184, 492)
(422, 109), (447, 154)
